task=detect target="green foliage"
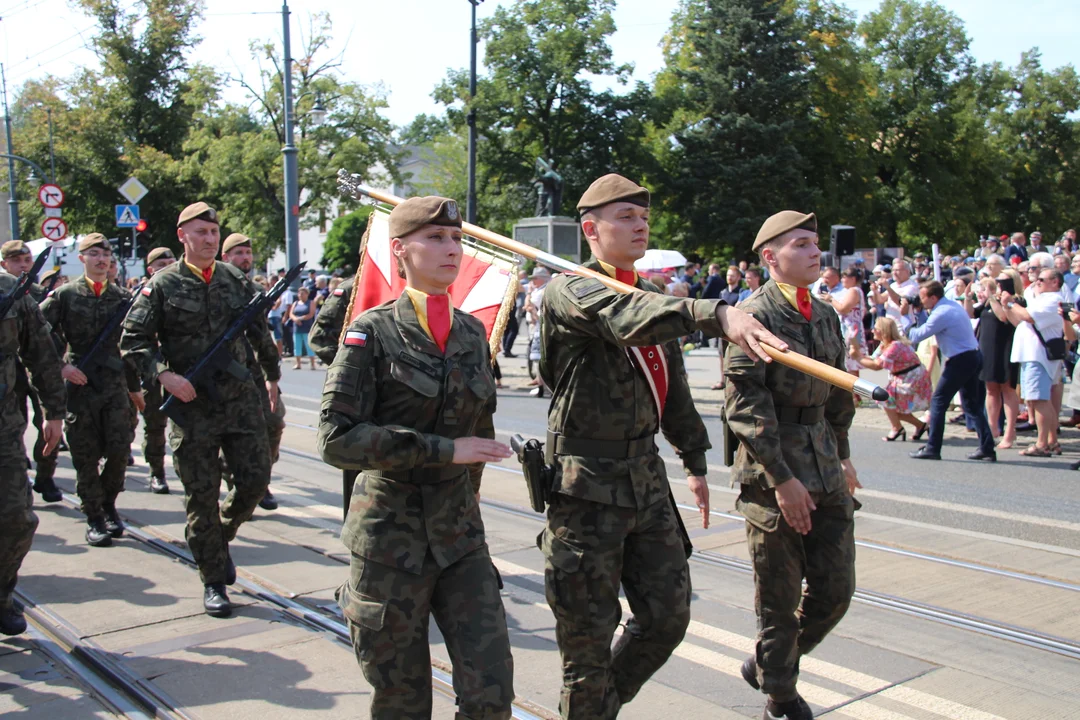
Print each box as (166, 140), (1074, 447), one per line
(431, 0), (654, 235)
(320, 205), (373, 272)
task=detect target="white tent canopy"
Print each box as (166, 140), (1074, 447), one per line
(634, 248), (688, 272)
(24, 237), (74, 257)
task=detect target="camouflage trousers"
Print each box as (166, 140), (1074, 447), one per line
(737, 483), (856, 702)
(169, 383), (269, 586)
(0, 401), (37, 604)
(66, 385), (134, 518)
(540, 493), (691, 720)
(338, 547), (515, 720)
(140, 382), (168, 479)
(220, 384), (284, 486)
(15, 368), (57, 484)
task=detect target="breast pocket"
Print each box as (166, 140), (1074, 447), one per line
(389, 361), (441, 398)
(165, 295), (204, 336)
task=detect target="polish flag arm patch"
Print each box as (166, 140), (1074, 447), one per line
(141, 287), (152, 296)
(333, 288), (345, 296)
(344, 331), (368, 347)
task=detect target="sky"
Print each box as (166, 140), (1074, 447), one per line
(0, 0), (1077, 128)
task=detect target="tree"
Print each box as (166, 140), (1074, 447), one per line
(320, 205), (373, 271)
(988, 51), (1080, 235)
(859, 0), (1007, 249)
(657, 0), (812, 259)
(432, 0), (653, 234)
(11, 0), (214, 247)
(186, 13), (399, 257)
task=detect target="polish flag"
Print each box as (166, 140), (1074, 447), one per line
(345, 209), (518, 354)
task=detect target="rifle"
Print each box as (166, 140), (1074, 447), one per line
(160, 262), (306, 422)
(0, 249), (50, 321)
(71, 297), (134, 393)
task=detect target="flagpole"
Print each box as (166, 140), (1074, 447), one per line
(338, 171), (888, 402)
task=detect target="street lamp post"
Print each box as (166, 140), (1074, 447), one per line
(1, 64), (19, 241)
(282, 2), (300, 285)
(467, 0), (484, 226)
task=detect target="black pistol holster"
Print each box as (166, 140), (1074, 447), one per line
(510, 434), (553, 513)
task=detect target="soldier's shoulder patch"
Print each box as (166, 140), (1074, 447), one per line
(141, 286), (152, 297)
(343, 330), (368, 347)
(569, 278), (605, 299)
(333, 288), (345, 297)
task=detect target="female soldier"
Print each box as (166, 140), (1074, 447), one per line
(317, 196), (515, 720)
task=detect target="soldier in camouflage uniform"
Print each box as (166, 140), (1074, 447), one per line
(309, 274), (353, 366)
(221, 233), (283, 511)
(1, 241), (62, 502)
(121, 202), (280, 618)
(724, 211), (861, 720)
(0, 260), (66, 635)
(138, 247), (177, 494)
(318, 196), (515, 720)
(538, 174), (785, 719)
(41, 234), (142, 547)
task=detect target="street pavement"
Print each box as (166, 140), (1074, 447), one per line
(4, 335), (1080, 718)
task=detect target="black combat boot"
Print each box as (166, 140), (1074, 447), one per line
(203, 584), (231, 617)
(32, 475), (63, 503)
(225, 552), (237, 586)
(0, 600), (27, 636)
(103, 504), (125, 538)
(149, 474), (169, 494)
(258, 488), (278, 511)
(742, 655), (760, 690)
(86, 517), (112, 547)
(764, 696), (813, 720)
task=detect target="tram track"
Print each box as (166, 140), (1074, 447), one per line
(15, 587), (191, 720)
(47, 489), (556, 720)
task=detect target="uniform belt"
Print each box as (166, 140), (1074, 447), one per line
(775, 405), (825, 424)
(366, 466), (466, 485)
(546, 430), (656, 459)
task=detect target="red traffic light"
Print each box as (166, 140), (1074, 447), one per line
(135, 219), (148, 233)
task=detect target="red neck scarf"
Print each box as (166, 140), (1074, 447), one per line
(615, 268), (637, 287)
(796, 287), (813, 321)
(426, 294), (451, 353)
(91, 281), (103, 297)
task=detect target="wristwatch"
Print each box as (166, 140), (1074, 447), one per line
(1005, 301), (1016, 309)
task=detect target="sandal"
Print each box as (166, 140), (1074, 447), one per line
(1050, 441), (1062, 455)
(883, 428), (906, 442)
(912, 423), (928, 442)
(711, 382), (724, 390)
(995, 440), (1014, 450)
(1019, 444), (1052, 457)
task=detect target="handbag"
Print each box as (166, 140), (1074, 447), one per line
(1031, 323), (1067, 362)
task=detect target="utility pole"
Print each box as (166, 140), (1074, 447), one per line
(466, 1), (484, 225)
(45, 107), (55, 182)
(1, 64), (19, 241)
(281, 2), (300, 285)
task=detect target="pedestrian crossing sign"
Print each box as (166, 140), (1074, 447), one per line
(116, 204), (140, 228)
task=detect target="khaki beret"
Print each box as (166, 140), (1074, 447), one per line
(78, 233), (110, 252)
(752, 211), (818, 251)
(576, 174), (650, 214)
(222, 233), (252, 254)
(389, 196), (462, 239)
(177, 201), (219, 228)
(1, 240), (30, 259)
(146, 247), (175, 265)
(40, 267), (59, 283)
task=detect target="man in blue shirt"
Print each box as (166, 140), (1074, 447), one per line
(905, 281), (996, 462)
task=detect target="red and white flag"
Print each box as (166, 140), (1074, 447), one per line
(344, 209), (519, 355)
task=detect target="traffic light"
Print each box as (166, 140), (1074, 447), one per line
(135, 219), (151, 259)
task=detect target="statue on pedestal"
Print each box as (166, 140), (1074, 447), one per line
(533, 158), (563, 217)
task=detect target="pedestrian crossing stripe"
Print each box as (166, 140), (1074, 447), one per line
(344, 331), (367, 346)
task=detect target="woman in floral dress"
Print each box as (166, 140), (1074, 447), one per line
(850, 317), (933, 441)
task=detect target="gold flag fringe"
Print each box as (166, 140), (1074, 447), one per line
(337, 211), (377, 346)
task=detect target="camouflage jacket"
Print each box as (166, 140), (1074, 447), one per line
(724, 280), (855, 494)
(539, 259), (724, 509)
(41, 274), (140, 396)
(0, 271), (66, 418)
(309, 276), (353, 366)
(120, 258), (281, 404)
(27, 282), (48, 305)
(318, 292), (497, 575)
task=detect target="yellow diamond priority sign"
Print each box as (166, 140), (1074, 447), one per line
(118, 177), (149, 204)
